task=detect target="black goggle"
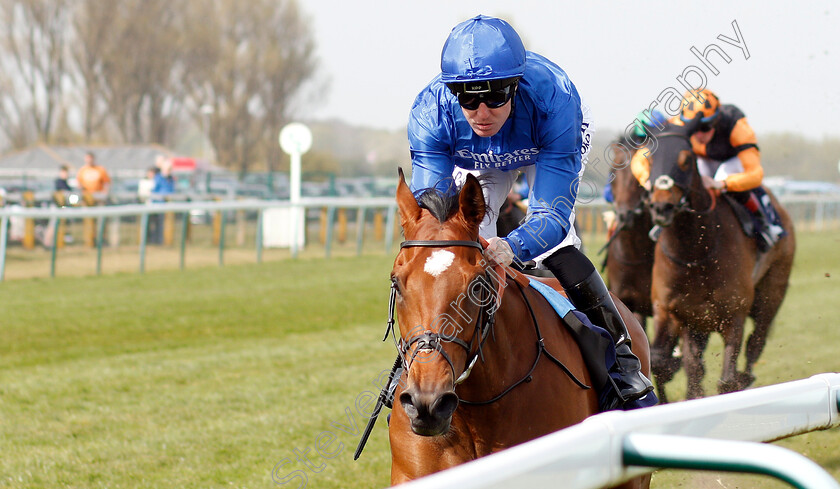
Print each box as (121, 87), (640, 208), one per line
(447, 78), (519, 110)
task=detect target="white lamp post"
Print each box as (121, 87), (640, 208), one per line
(279, 122), (312, 204)
(279, 123), (313, 257)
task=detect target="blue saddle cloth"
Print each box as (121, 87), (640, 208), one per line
(527, 277), (658, 411)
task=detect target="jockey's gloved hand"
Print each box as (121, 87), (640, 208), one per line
(702, 175), (725, 190)
(485, 237), (515, 267)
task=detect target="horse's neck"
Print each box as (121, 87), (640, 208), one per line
(452, 280), (595, 443)
(453, 283), (537, 400)
(661, 183), (718, 256)
(618, 235), (654, 268)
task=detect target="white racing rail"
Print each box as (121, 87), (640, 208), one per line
(0, 198), (398, 281)
(397, 373), (840, 489)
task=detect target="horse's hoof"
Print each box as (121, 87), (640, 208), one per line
(717, 379), (742, 394)
(737, 372), (756, 389)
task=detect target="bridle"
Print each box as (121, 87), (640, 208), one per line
(386, 239), (496, 387)
(650, 132), (717, 216)
(598, 198), (652, 263)
(385, 238), (589, 406)
(648, 132), (721, 266)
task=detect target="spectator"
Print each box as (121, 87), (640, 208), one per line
(150, 157), (175, 244)
(138, 166), (158, 203)
(139, 166), (160, 243)
(55, 165), (72, 192)
(152, 157), (175, 202)
(75, 152), (111, 202)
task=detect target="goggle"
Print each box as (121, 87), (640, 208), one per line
(681, 110), (719, 132)
(447, 78), (519, 110)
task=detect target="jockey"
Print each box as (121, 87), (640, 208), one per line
(605, 109), (668, 204)
(631, 89), (784, 251)
(631, 109), (668, 143)
(603, 109), (667, 236)
(408, 15), (653, 408)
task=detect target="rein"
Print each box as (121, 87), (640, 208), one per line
(460, 279), (590, 406)
(387, 238), (588, 407)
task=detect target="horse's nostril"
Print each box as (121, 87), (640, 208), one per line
(432, 392), (459, 419)
(652, 202), (673, 215)
(399, 391), (419, 418)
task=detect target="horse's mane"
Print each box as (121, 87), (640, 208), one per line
(416, 175), (496, 224)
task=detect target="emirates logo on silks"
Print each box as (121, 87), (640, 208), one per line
(455, 148), (540, 169)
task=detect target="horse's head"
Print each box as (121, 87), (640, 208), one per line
(644, 117), (707, 227)
(391, 169), (491, 436)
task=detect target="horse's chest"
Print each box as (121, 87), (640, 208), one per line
(665, 284), (750, 327)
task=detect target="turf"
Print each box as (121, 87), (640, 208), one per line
(1, 232), (838, 488)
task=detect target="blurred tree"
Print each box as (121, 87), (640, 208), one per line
(0, 0), (72, 148)
(180, 0), (317, 175)
(68, 0), (115, 142)
(72, 0), (186, 145)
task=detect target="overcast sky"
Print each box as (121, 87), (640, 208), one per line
(299, 0), (839, 140)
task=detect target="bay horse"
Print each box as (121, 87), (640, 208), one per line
(644, 119), (795, 401)
(603, 136), (655, 328)
(388, 169), (650, 488)
(604, 136), (681, 400)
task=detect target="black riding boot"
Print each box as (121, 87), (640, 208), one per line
(753, 207), (775, 252)
(731, 190), (779, 252)
(544, 247), (653, 406)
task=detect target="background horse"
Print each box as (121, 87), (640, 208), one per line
(604, 136), (655, 329)
(644, 120), (796, 401)
(388, 170), (650, 488)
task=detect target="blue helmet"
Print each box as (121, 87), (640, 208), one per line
(440, 15), (526, 83)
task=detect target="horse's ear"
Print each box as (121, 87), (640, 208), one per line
(458, 174), (486, 231)
(396, 167), (422, 229)
(677, 149), (695, 172)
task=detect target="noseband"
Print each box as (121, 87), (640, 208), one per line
(387, 239), (496, 386)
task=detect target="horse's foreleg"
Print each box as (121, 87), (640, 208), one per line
(654, 376), (670, 405)
(682, 328), (709, 399)
(743, 313), (772, 388)
(649, 311), (681, 392)
(718, 315), (748, 394)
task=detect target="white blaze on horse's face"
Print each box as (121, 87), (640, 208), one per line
(424, 250), (455, 277)
(654, 175), (675, 191)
